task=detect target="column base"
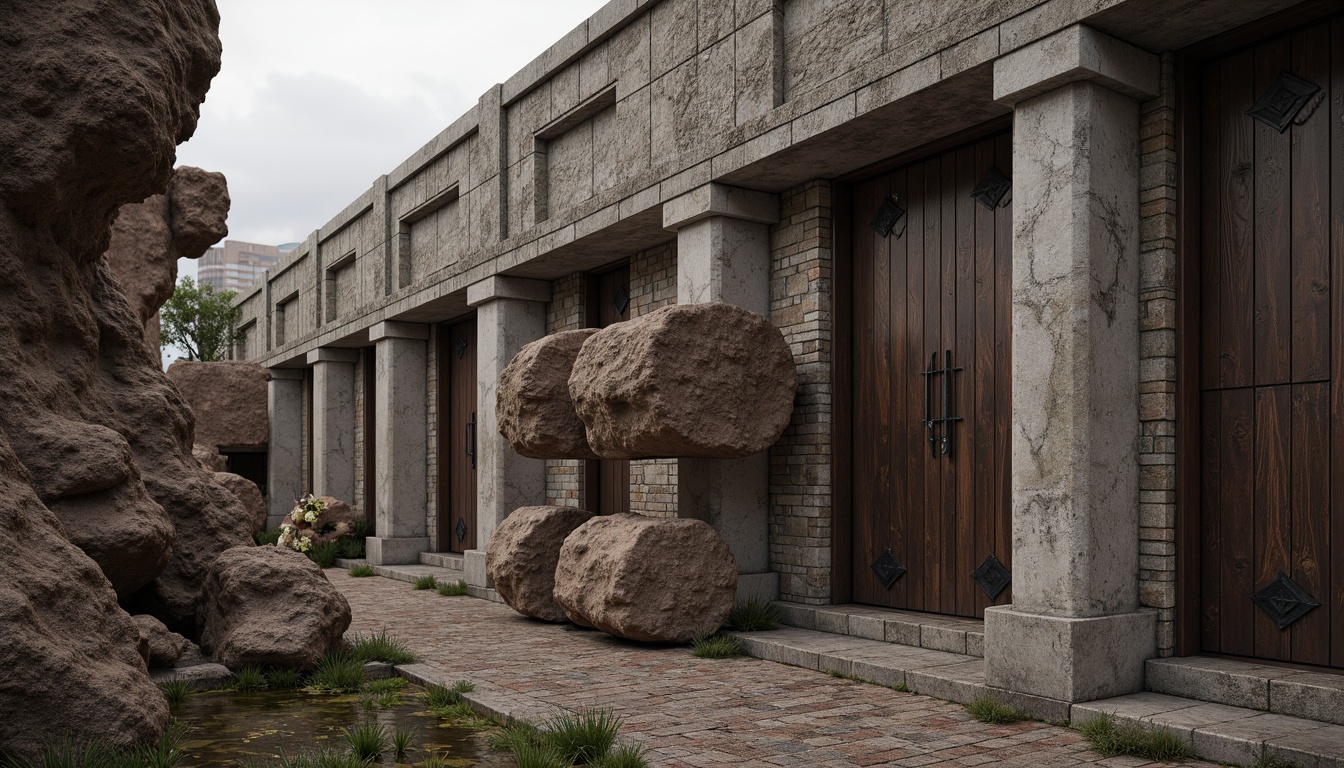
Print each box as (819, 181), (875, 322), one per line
(365, 536), (429, 566)
(464, 549), (492, 589)
(984, 605), (1156, 703)
(736, 571), (779, 605)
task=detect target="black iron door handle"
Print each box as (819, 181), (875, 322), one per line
(466, 412), (477, 469)
(920, 350), (964, 459)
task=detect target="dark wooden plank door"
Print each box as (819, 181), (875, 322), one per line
(586, 264), (631, 515)
(437, 318), (478, 553)
(1198, 15), (1343, 668)
(850, 131), (1012, 618)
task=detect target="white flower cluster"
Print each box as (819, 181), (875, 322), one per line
(278, 493), (327, 553)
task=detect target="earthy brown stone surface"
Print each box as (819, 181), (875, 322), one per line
(105, 165), (229, 349)
(486, 506), (595, 622)
(552, 514), (737, 642)
(197, 546), (352, 670)
(497, 329), (601, 460)
(168, 360), (270, 451)
(569, 303), (797, 459)
(131, 614), (190, 668)
(214, 472), (266, 534)
(194, 444), (228, 472)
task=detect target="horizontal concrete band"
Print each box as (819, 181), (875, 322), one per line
(994, 24), (1160, 104)
(466, 275), (552, 307)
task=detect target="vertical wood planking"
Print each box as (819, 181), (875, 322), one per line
(872, 174), (895, 606)
(1200, 391), (1224, 652)
(889, 169), (913, 609)
(1291, 383), (1330, 665)
(1201, 61), (1224, 392)
(1221, 50), (1257, 389)
(851, 178), (875, 604)
(905, 162), (930, 612)
(1253, 385), (1291, 660)
(1292, 26), (1332, 383)
(953, 145), (977, 615)
(972, 139), (998, 615)
(994, 133), (1013, 582)
(938, 152), (958, 613)
(1220, 388), (1256, 658)
(1330, 16), (1344, 668)
(923, 157), (945, 611)
(1254, 38), (1292, 386)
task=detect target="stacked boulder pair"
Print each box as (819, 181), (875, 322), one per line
(489, 302), (797, 643)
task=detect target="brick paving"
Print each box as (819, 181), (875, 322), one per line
(335, 570), (1216, 768)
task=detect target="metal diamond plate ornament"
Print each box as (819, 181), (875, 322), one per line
(456, 336), (468, 359)
(455, 517), (468, 543)
(1247, 71), (1322, 133)
(869, 195), (907, 238)
(971, 554), (1011, 600)
(871, 548), (906, 590)
(971, 167), (1012, 210)
(1252, 572), (1319, 630)
(611, 285), (630, 316)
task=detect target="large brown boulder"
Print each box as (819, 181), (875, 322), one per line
(214, 472), (266, 534)
(131, 614), (190, 669)
(497, 329), (601, 459)
(194, 444), (228, 472)
(552, 514), (737, 643)
(105, 166), (230, 350)
(487, 506), (595, 622)
(167, 360), (270, 451)
(197, 546), (351, 670)
(568, 303), (797, 459)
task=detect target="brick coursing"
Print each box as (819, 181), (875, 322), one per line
(1137, 52), (1178, 656)
(628, 242), (679, 518)
(768, 180), (834, 605)
(426, 324), (440, 549)
(354, 353), (365, 518)
(546, 273), (586, 509)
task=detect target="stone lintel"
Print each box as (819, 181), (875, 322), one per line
(306, 347), (360, 365)
(268, 367), (307, 380)
(663, 182), (780, 231)
(369, 320), (429, 342)
(466, 275), (552, 307)
(994, 25), (1159, 105)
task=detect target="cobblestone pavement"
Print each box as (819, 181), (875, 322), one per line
(334, 570), (1216, 768)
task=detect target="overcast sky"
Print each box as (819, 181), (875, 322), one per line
(175, 0), (608, 279)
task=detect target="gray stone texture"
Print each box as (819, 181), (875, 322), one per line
(308, 348), (359, 504)
(367, 321), (429, 564)
(268, 369), (306, 530)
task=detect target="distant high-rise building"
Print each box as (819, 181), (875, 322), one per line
(198, 240), (298, 294)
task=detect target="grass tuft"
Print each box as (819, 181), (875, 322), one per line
(691, 634), (742, 659)
(1076, 713), (1191, 762)
(306, 653), (366, 693)
(391, 726), (413, 760)
(336, 535), (365, 561)
(229, 665), (268, 693)
(264, 668), (303, 690)
(1, 720), (188, 768)
(487, 722), (542, 753)
(1251, 746), (1302, 768)
(726, 600), (781, 632)
(543, 708), (622, 765)
(158, 679), (191, 706)
(347, 564), (374, 578)
(306, 541), (339, 569)
(436, 580), (469, 596)
(347, 630), (417, 665)
(893, 683), (910, 692)
(512, 741), (568, 768)
(591, 744), (650, 768)
(412, 575), (438, 590)
(965, 696), (1028, 725)
(417, 751), (449, 768)
(340, 721), (388, 763)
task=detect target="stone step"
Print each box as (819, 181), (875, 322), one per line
(1075, 691), (1344, 767)
(1147, 655), (1344, 727)
(419, 551), (465, 570)
(773, 601), (986, 657)
(727, 626), (1069, 722)
(333, 559), (505, 604)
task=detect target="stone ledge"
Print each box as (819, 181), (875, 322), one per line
(773, 601), (986, 657)
(334, 559), (504, 604)
(1148, 655), (1344, 726)
(1073, 691), (1344, 768)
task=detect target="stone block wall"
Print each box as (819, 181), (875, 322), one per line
(545, 273), (586, 509)
(627, 242), (678, 518)
(768, 180), (834, 604)
(1136, 53), (1178, 656)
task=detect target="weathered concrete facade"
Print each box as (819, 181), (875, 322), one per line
(239, 0), (1338, 715)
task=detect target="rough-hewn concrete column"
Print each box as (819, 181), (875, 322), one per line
(366, 321), (429, 565)
(984, 25), (1159, 703)
(306, 347), (359, 505)
(464, 276), (550, 587)
(267, 367), (306, 530)
(664, 182), (781, 604)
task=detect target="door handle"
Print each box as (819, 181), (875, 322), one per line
(465, 412), (477, 469)
(920, 350), (964, 459)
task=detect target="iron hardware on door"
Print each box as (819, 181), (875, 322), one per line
(921, 350), (963, 458)
(465, 412), (477, 469)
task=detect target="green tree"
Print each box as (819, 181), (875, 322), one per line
(160, 276), (245, 361)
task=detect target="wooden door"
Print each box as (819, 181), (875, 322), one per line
(850, 131), (1012, 618)
(586, 264), (631, 515)
(437, 318), (478, 553)
(1197, 15), (1344, 668)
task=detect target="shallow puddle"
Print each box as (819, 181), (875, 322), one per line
(172, 688), (510, 766)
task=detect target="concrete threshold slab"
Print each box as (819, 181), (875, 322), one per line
(773, 601), (986, 657)
(725, 626), (1071, 723)
(420, 551), (465, 570)
(1074, 691), (1344, 768)
(334, 559), (504, 604)
(1148, 655), (1344, 727)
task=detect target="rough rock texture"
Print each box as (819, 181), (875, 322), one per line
(278, 496), (363, 547)
(197, 546), (351, 670)
(194, 444), (228, 472)
(552, 514), (737, 642)
(105, 165), (229, 350)
(131, 614), (190, 668)
(486, 506), (595, 622)
(497, 329), (601, 459)
(0, 0), (232, 754)
(214, 472), (266, 534)
(569, 303), (798, 459)
(167, 361), (270, 451)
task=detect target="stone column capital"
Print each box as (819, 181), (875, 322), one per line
(268, 367), (306, 380)
(993, 24), (1158, 105)
(466, 275), (551, 307)
(305, 347), (360, 365)
(663, 183), (780, 232)
(369, 320), (429, 342)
